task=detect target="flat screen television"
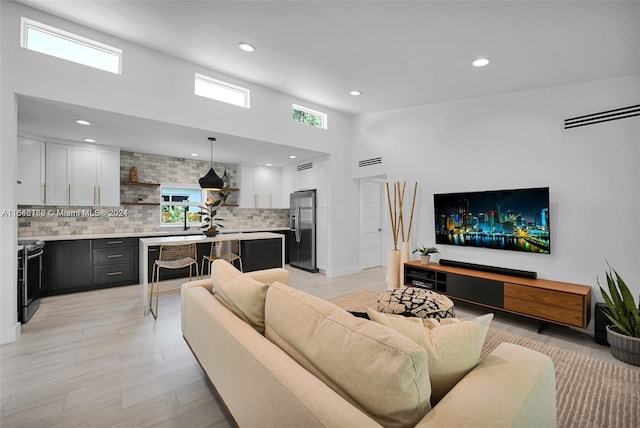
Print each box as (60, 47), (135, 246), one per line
(434, 187), (550, 254)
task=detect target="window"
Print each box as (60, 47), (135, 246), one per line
(160, 185), (205, 226)
(292, 104), (327, 129)
(20, 17), (122, 74)
(194, 73), (250, 108)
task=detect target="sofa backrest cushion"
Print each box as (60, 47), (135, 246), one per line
(211, 259), (269, 335)
(265, 282), (431, 428)
(366, 308), (493, 405)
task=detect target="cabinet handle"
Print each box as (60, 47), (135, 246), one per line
(148, 248), (158, 252)
(270, 194), (272, 208)
(107, 271), (123, 276)
(43, 183), (46, 204)
(98, 185), (101, 205)
(94, 186), (97, 205)
(107, 254), (123, 258)
(68, 184), (71, 204)
(108, 241), (123, 244)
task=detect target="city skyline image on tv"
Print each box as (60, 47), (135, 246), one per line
(434, 187), (550, 254)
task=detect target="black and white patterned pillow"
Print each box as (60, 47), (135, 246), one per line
(377, 287), (455, 320)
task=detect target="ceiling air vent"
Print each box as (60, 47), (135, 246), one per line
(564, 104), (640, 130)
(358, 157), (382, 168)
(297, 162), (313, 172)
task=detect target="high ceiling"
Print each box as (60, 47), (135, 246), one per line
(13, 0), (640, 162)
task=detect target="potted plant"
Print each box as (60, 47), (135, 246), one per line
(413, 246), (439, 265)
(598, 263), (640, 366)
(200, 197), (225, 237)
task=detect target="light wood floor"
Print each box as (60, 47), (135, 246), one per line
(1, 266), (632, 427)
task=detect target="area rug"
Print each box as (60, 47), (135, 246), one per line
(330, 290), (640, 428)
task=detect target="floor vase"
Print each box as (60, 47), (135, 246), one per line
(387, 249), (401, 290)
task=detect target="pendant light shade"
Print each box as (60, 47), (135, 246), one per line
(199, 137), (224, 190)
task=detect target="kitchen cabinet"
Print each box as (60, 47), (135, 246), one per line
(240, 165), (281, 208)
(43, 240), (93, 295)
(45, 142), (120, 206)
(17, 137), (45, 205)
(240, 238), (283, 272)
(93, 238), (138, 286)
(43, 238), (138, 295)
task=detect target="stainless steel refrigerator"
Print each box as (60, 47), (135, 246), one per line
(289, 189), (317, 272)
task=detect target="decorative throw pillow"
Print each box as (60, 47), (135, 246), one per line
(377, 287), (456, 320)
(366, 308), (493, 405)
(265, 283), (432, 428)
(211, 259), (270, 334)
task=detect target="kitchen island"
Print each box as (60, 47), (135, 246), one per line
(139, 232), (285, 315)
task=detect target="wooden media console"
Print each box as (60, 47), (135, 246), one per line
(404, 260), (591, 330)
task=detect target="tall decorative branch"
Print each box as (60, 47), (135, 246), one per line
(385, 182), (398, 250)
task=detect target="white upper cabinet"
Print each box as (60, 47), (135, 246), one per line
(45, 142), (120, 206)
(240, 165), (282, 208)
(17, 137), (46, 205)
(71, 145), (98, 205)
(97, 149), (120, 206)
(45, 142), (72, 205)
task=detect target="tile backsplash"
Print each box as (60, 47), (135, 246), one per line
(18, 150), (289, 237)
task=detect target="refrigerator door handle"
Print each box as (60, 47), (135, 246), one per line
(295, 202), (301, 242)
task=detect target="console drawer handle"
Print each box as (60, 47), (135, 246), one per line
(107, 241), (123, 244)
(107, 254), (123, 258)
(107, 271), (123, 276)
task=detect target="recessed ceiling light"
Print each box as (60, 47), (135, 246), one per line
(289, 155), (297, 159)
(266, 163), (272, 167)
(350, 90), (361, 96)
(75, 119), (91, 125)
(472, 58), (490, 67)
(238, 42), (255, 52)
(190, 153), (199, 157)
(83, 138), (96, 143)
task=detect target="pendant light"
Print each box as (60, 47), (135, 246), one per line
(199, 137), (224, 190)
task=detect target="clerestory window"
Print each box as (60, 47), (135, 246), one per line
(21, 17), (122, 74)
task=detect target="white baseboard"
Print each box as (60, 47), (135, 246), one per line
(324, 264), (361, 278)
(1, 322), (21, 345)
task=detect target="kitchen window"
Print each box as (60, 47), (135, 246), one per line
(160, 185), (205, 226)
(20, 17), (122, 74)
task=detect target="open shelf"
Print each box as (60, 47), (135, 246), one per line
(122, 181), (160, 187)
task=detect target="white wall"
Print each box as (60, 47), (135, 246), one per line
(353, 75), (640, 331)
(0, 2), (358, 343)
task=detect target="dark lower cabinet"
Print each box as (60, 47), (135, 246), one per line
(93, 238), (138, 287)
(44, 240), (93, 295)
(44, 238), (138, 295)
(241, 238), (283, 272)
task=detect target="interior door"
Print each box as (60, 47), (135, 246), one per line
(359, 180), (383, 269)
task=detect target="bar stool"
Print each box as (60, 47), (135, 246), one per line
(202, 240), (243, 276)
(150, 243), (199, 319)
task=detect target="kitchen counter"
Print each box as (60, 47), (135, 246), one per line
(21, 227), (289, 242)
(139, 232), (285, 315)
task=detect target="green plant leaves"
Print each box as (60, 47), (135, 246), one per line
(598, 262), (640, 337)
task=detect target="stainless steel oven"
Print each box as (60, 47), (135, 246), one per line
(17, 240), (44, 323)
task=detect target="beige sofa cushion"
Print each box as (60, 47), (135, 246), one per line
(265, 282), (431, 428)
(367, 308), (493, 405)
(211, 259), (269, 334)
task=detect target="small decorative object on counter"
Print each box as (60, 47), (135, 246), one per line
(129, 166), (138, 182)
(222, 170), (231, 189)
